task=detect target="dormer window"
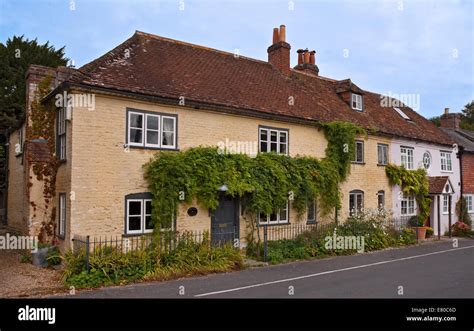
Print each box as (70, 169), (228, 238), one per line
(351, 93), (363, 111)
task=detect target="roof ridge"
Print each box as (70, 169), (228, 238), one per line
(135, 30), (272, 66)
(455, 129), (474, 142)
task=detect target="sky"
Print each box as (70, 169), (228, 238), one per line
(0, 0), (473, 119)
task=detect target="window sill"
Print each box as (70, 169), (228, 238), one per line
(126, 145), (179, 152)
(258, 222), (290, 227)
(15, 152), (23, 158)
(377, 163), (388, 167)
(440, 171), (453, 174)
(306, 220), (316, 225)
(351, 162), (365, 165)
(58, 159), (67, 165)
(57, 235), (65, 240)
(122, 232), (154, 238)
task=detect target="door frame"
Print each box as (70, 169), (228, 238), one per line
(210, 193), (240, 242)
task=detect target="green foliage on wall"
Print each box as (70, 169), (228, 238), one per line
(144, 121), (365, 229)
(385, 164), (431, 220)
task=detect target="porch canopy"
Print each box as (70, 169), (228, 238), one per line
(428, 176), (454, 238)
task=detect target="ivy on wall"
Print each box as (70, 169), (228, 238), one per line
(25, 76), (59, 243)
(385, 164), (431, 220)
(144, 121), (365, 229)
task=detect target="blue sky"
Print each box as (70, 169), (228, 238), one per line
(1, 0), (472, 118)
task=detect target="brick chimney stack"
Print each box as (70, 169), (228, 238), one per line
(267, 25), (291, 75)
(440, 107), (461, 129)
(294, 48), (319, 76)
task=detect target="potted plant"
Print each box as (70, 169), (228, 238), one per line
(408, 215), (427, 240)
(425, 227), (434, 238)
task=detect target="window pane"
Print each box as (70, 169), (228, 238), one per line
(259, 212), (267, 223)
(147, 131), (159, 145)
(147, 115), (159, 130)
(129, 201), (142, 215)
(270, 131), (277, 142)
(128, 217), (141, 231)
(162, 132), (174, 146)
(356, 143), (363, 162)
(279, 132), (287, 143)
(270, 142), (277, 152)
(260, 130), (267, 142)
(349, 194), (355, 214)
(270, 212), (277, 222)
(260, 142), (267, 152)
(145, 201), (152, 215)
(307, 201), (315, 220)
(279, 208), (287, 222)
(130, 113), (143, 128)
(279, 143), (287, 154)
(356, 194), (363, 210)
(162, 117), (174, 131)
(130, 129), (143, 143)
(145, 216), (154, 230)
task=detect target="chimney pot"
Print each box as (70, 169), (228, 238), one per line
(272, 28), (279, 44)
(304, 49), (310, 64)
(279, 25), (286, 42)
(297, 49), (304, 65)
(310, 50), (316, 65)
(444, 107), (449, 115)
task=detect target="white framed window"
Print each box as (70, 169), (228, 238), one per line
(349, 190), (364, 216)
(58, 193), (66, 238)
(57, 107), (67, 160)
(377, 144), (388, 165)
(401, 195), (415, 216)
(351, 93), (363, 111)
(440, 151), (452, 172)
(16, 126), (24, 154)
(126, 199), (153, 234)
(442, 195), (450, 214)
(259, 127), (288, 155)
(259, 203), (289, 225)
(422, 151), (431, 170)
(400, 146), (414, 169)
(307, 200), (316, 224)
(127, 110), (177, 149)
(161, 116), (176, 148)
(377, 190), (385, 209)
(353, 140), (364, 163)
(465, 195), (473, 213)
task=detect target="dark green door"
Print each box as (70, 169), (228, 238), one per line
(211, 194), (239, 246)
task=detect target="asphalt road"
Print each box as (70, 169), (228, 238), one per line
(67, 239), (474, 298)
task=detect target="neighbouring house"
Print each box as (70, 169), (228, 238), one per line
(6, 25), (458, 251)
(439, 109), (474, 222)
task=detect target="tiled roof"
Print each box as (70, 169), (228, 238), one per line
(441, 128), (474, 152)
(25, 140), (51, 163)
(428, 176), (450, 194)
(65, 31), (454, 146)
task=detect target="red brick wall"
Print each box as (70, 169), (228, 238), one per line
(462, 152), (474, 194)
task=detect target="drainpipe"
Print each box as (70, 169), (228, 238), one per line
(457, 146), (464, 199)
(2, 128), (9, 226)
(448, 195), (452, 238)
(437, 195), (441, 240)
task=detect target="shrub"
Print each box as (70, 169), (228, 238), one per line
(451, 222), (472, 237)
(62, 232), (244, 288)
(425, 227), (434, 237)
(46, 246), (62, 266)
(456, 197), (472, 227)
(408, 215), (423, 227)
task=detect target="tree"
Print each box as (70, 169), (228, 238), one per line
(430, 116), (441, 127)
(0, 35), (68, 130)
(460, 100), (474, 131)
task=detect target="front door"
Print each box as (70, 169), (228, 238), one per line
(211, 194), (239, 246)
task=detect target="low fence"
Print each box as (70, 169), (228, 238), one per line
(72, 229), (237, 271)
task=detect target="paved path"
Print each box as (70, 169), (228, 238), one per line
(66, 239), (474, 298)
